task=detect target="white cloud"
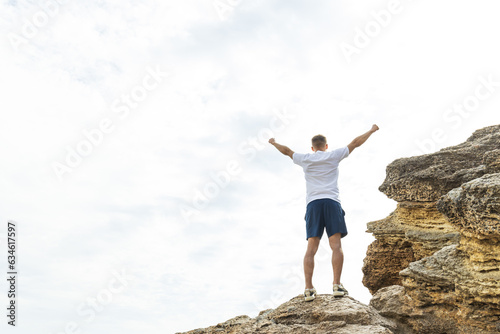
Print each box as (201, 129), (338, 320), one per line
(1, 0), (500, 333)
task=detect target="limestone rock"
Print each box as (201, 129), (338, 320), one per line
(437, 173), (500, 240)
(364, 125), (499, 294)
(437, 173), (500, 273)
(369, 285), (410, 320)
(398, 245), (500, 333)
(379, 124), (500, 202)
(484, 149), (500, 174)
(365, 124), (500, 333)
(362, 201), (459, 293)
(177, 295), (396, 334)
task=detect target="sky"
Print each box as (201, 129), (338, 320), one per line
(0, 0), (500, 333)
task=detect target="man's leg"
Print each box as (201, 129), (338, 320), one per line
(328, 233), (343, 285)
(304, 237), (320, 289)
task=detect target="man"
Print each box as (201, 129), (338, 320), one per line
(269, 124), (379, 301)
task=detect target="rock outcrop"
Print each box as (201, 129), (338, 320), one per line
(365, 125), (500, 333)
(362, 201), (459, 294)
(363, 124), (499, 293)
(177, 295), (397, 334)
(378, 125), (499, 202)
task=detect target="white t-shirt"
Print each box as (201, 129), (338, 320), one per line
(292, 147), (350, 205)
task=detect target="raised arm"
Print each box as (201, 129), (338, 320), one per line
(347, 124), (379, 154)
(269, 138), (294, 159)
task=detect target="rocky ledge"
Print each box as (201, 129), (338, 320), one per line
(177, 295), (396, 334)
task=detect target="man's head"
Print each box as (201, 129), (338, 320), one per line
(311, 134), (328, 152)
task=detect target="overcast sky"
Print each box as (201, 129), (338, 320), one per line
(1, 0), (500, 333)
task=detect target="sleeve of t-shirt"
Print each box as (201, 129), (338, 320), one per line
(330, 146), (350, 163)
(292, 152), (306, 166)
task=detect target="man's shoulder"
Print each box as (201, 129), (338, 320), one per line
(329, 146), (349, 153)
(328, 146), (350, 159)
(292, 152), (304, 164)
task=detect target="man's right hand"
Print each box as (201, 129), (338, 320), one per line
(348, 124), (379, 153)
(269, 138), (276, 145)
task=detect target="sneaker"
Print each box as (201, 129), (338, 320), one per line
(304, 288), (316, 302)
(332, 283), (348, 297)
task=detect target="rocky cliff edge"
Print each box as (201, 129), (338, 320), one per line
(365, 124), (500, 333)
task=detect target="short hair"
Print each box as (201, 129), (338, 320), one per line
(311, 134), (327, 149)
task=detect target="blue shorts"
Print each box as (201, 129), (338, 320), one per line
(305, 199), (348, 240)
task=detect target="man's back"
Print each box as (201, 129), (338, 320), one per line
(293, 147), (350, 205)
